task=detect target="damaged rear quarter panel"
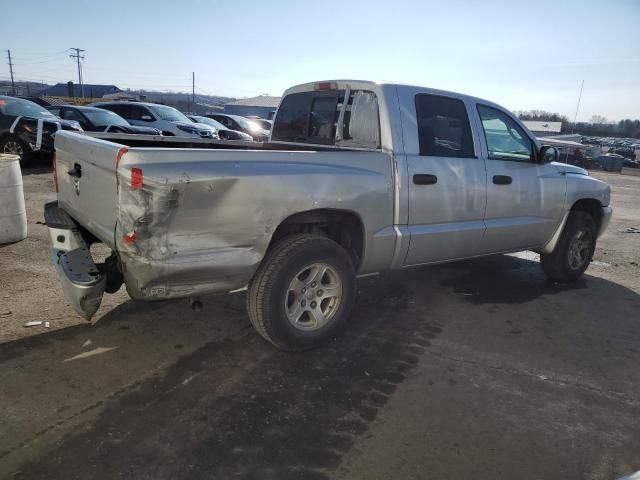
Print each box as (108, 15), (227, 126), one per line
(116, 149), (394, 300)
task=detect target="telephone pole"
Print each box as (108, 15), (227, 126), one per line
(69, 48), (85, 97)
(192, 72), (195, 111)
(570, 80), (585, 134)
(6, 50), (15, 95)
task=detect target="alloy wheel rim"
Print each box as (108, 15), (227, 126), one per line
(284, 262), (342, 331)
(567, 229), (593, 270)
(3, 141), (23, 158)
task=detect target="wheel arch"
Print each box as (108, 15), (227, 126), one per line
(570, 198), (603, 230)
(538, 197), (603, 255)
(268, 208), (365, 270)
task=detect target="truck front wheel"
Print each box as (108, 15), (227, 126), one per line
(540, 211), (597, 282)
(247, 234), (356, 351)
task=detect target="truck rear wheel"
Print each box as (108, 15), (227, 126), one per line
(247, 234), (356, 351)
(540, 210), (597, 282)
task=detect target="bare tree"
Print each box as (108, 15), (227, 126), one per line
(590, 115), (607, 124)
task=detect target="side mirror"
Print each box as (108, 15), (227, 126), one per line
(539, 145), (559, 163)
(141, 115), (154, 122)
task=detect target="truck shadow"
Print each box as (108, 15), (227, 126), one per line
(437, 253), (589, 305)
(5, 253), (640, 480)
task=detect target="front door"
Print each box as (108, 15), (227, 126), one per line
(403, 92), (487, 265)
(475, 104), (566, 253)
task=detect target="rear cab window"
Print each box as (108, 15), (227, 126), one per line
(272, 88), (381, 149)
(414, 94), (475, 158)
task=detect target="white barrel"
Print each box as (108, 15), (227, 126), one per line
(0, 154), (27, 244)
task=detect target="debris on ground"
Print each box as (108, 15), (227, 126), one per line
(24, 321), (43, 327)
(1, 311), (12, 316)
(82, 340), (92, 348)
(622, 226), (640, 234)
(63, 346), (118, 363)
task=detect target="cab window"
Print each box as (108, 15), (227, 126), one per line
(415, 94), (475, 158)
(477, 104), (533, 162)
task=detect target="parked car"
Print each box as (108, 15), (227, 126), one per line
(17, 96), (53, 107)
(47, 105), (161, 135)
(246, 116), (273, 131)
(91, 101), (216, 138)
(623, 158), (639, 168)
(45, 80), (612, 351)
(0, 95), (82, 167)
(206, 113), (270, 141)
(187, 115), (253, 141)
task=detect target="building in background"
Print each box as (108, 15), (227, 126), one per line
(42, 83), (122, 98)
(224, 95), (281, 119)
(522, 121), (562, 138)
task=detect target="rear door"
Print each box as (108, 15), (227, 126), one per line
(474, 104), (566, 253)
(401, 91), (487, 265)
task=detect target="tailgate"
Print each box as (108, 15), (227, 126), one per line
(54, 131), (126, 247)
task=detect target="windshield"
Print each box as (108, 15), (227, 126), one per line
(148, 104), (190, 122)
(0, 97), (56, 119)
(83, 109), (129, 127)
(192, 116), (226, 130)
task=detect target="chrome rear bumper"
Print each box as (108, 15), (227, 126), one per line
(44, 202), (105, 320)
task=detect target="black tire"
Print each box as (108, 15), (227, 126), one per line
(0, 135), (32, 168)
(541, 210), (597, 282)
(247, 234), (357, 351)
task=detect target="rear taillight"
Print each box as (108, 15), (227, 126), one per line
(52, 152), (58, 193)
(130, 167), (143, 190)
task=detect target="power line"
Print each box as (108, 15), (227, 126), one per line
(11, 50), (69, 61)
(6, 49), (15, 95)
(69, 47), (85, 97)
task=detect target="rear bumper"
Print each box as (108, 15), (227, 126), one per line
(598, 206), (613, 238)
(44, 202), (105, 320)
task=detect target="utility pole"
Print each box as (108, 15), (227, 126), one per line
(69, 48), (85, 98)
(6, 50), (15, 95)
(570, 80), (585, 134)
(192, 72), (195, 112)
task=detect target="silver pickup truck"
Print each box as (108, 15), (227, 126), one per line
(45, 80), (612, 351)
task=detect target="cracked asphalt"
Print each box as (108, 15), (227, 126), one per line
(1, 169), (639, 479)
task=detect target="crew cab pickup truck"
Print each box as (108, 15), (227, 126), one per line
(45, 80), (612, 351)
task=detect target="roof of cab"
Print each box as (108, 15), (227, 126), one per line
(282, 79), (495, 107)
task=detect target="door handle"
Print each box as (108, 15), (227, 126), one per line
(413, 174), (438, 185)
(67, 163), (82, 178)
(492, 175), (512, 185)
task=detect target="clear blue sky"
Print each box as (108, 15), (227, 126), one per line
(3, 0), (639, 121)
